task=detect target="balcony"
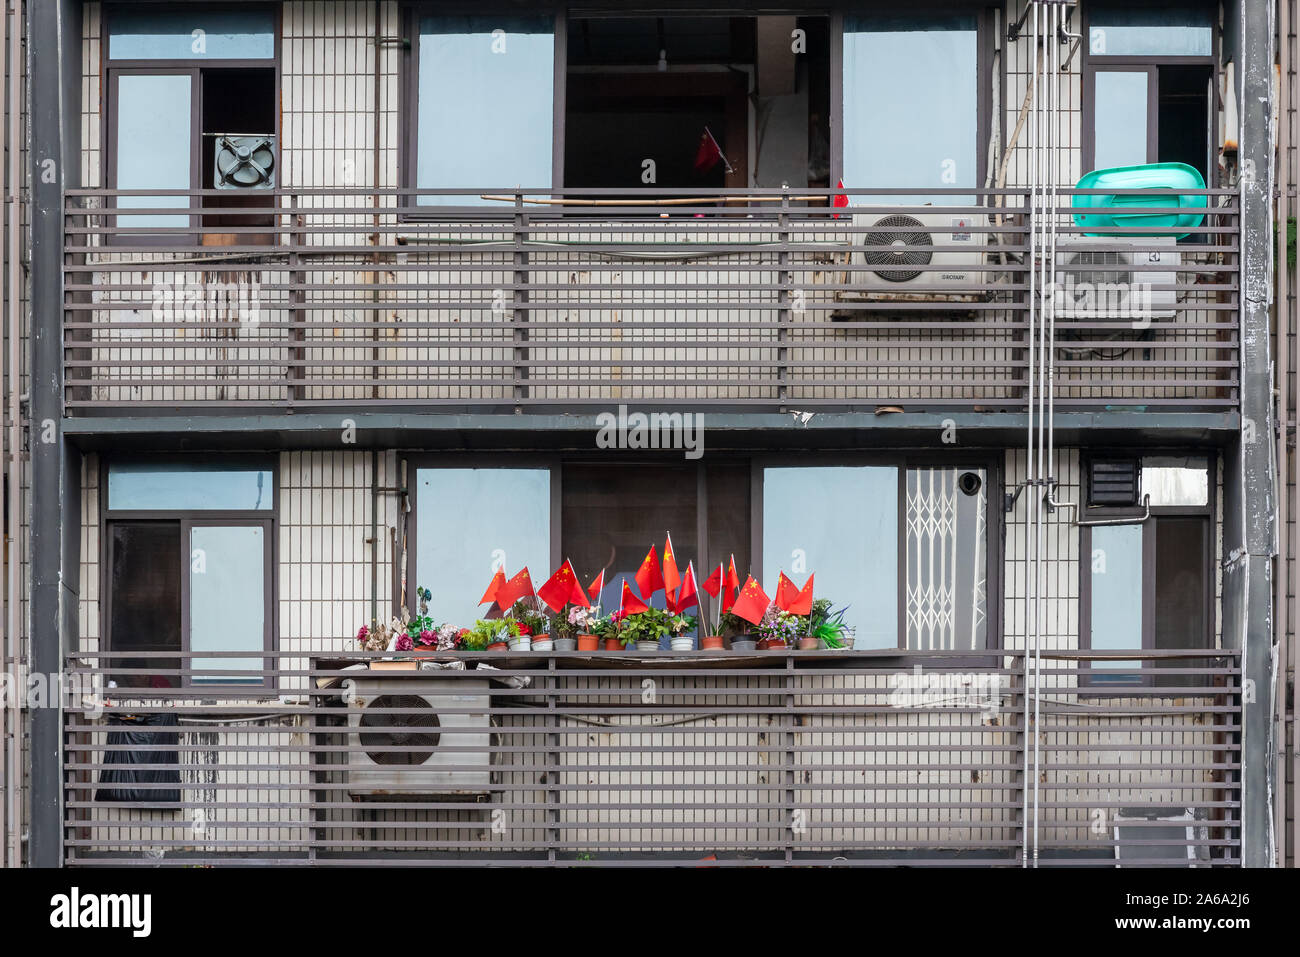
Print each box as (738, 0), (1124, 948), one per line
(63, 648), (1242, 866)
(61, 187), (1241, 417)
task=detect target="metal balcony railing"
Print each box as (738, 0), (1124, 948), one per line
(61, 187), (1241, 415)
(62, 647), (1242, 866)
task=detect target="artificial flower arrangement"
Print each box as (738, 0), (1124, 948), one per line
(554, 603), (596, 640)
(510, 598), (549, 637)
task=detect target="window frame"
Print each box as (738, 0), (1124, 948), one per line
(831, 4), (997, 197)
(400, 3), (567, 219)
(751, 451), (1004, 653)
(102, 2), (283, 246)
(1078, 451), (1217, 687)
(1080, 2), (1218, 183)
(99, 455), (279, 688)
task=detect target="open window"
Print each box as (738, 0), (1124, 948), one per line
(1083, 1), (1216, 186)
(563, 16), (830, 192)
(105, 6), (279, 243)
(103, 461), (276, 687)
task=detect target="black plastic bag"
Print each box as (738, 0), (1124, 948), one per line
(95, 712), (182, 807)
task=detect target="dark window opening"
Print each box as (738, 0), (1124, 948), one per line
(200, 67), (277, 242)
(1156, 64), (1213, 184)
(108, 522), (182, 688)
(563, 16), (830, 193)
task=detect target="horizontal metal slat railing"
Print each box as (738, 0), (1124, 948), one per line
(60, 186), (1240, 415)
(61, 647), (1241, 866)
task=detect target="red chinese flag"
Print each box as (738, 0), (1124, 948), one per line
(833, 179), (849, 219)
(538, 560), (588, 612)
(635, 544), (666, 598)
(694, 127), (723, 174)
(675, 562), (699, 613)
(662, 532), (682, 598)
(724, 555), (741, 612)
(587, 568), (606, 602)
(479, 567), (506, 607)
(731, 576), (771, 626)
(620, 579), (649, 615)
(702, 562), (723, 598)
(774, 571), (799, 612)
(495, 567), (535, 610)
(789, 573), (815, 617)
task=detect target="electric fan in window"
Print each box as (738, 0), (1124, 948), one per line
(213, 134), (276, 189)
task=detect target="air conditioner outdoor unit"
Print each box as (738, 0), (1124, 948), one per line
(851, 209), (988, 296)
(213, 134), (276, 189)
(345, 676), (492, 797)
(1052, 236), (1179, 322)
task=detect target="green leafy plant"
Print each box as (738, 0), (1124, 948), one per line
(469, 618), (520, 648)
(806, 602), (850, 649)
(619, 607), (675, 647)
(668, 613), (697, 637)
(509, 598), (549, 636)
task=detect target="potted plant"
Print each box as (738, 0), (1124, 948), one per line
(620, 606), (673, 652)
(511, 598), (551, 651)
(470, 618), (519, 652)
(668, 613), (697, 651)
(595, 611), (625, 651)
(719, 610), (755, 651)
(552, 603), (596, 653)
(803, 599), (851, 650)
(757, 604), (799, 651)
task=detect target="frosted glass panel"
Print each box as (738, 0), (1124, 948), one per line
(1089, 8), (1213, 57)
(416, 468), (551, 627)
(843, 16), (977, 203)
(109, 10), (275, 60)
(763, 466), (898, 648)
(108, 464), (273, 511)
(116, 74), (191, 229)
(1090, 524), (1144, 681)
(190, 525), (265, 682)
(1093, 72), (1149, 170)
(417, 17), (554, 204)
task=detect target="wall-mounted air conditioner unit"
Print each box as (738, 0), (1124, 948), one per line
(1052, 236), (1179, 322)
(851, 209), (988, 296)
(345, 676), (492, 797)
(213, 134), (277, 189)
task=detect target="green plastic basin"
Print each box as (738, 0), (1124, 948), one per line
(1071, 162), (1207, 239)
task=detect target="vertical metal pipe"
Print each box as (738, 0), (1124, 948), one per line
(1276, 0), (1292, 868)
(4, 0), (21, 870)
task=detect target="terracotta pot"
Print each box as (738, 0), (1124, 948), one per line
(576, 634), (599, 652)
(604, 638), (623, 651)
(486, 641), (508, 652)
(766, 638), (789, 651)
(756, 638), (770, 650)
(700, 635), (725, 651)
(797, 636), (820, 650)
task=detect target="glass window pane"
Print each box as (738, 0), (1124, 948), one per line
(190, 525), (265, 683)
(115, 74), (192, 229)
(108, 463), (273, 511)
(417, 17), (554, 205)
(109, 522), (181, 688)
(763, 466), (898, 648)
(1093, 71), (1149, 170)
(843, 16), (977, 201)
(416, 467), (551, 627)
(109, 9), (276, 60)
(1141, 456), (1209, 507)
(1090, 524), (1144, 682)
(1089, 6), (1213, 57)
(561, 465), (696, 621)
(905, 468), (987, 650)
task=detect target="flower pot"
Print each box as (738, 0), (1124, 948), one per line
(486, 641), (508, 652)
(730, 637), (756, 652)
(756, 638), (770, 650)
(670, 636), (694, 652)
(508, 635), (532, 652)
(635, 640), (659, 653)
(766, 638), (789, 651)
(700, 635), (725, 651)
(532, 636), (554, 652)
(797, 636), (820, 650)
(576, 634), (599, 652)
(552, 636), (577, 652)
(604, 638), (622, 651)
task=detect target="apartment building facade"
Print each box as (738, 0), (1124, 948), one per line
(0, 0), (1288, 866)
